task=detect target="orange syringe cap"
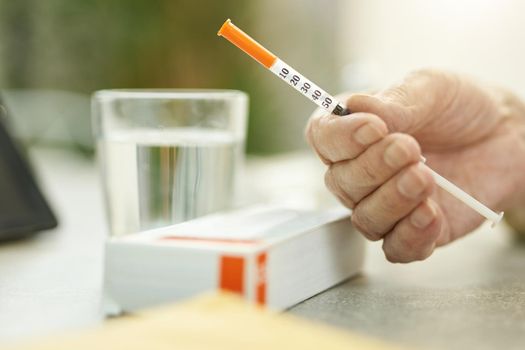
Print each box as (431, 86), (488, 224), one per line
(218, 19), (277, 69)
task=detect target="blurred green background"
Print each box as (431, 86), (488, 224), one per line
(3, 0), (525, 154)
(0, 0), (342, 154)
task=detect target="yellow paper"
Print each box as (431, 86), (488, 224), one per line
(8, 293), (408, 350)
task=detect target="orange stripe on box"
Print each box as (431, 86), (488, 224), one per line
(219, 256), (245, 295)
(256, 252), (267, 305)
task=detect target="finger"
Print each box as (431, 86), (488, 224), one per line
(327, 133), (421, 204)
(351, 163), (435, 241)
(345, 69), (456, 135)
(346, 93), (412, 133)
(382, 198), (448, 263)
(305, 112), (388, 164)
(324, 169), (356, 209)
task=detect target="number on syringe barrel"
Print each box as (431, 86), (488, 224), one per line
(279, 68), (289, 79)
(312, 90), (322, 101)
(322, 97), (333, 108)
(290, 74), (300, 86)
(300, 82), (311, 94)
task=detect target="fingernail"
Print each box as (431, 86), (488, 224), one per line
(384, 140), (410, 168)
(410, 201), (437, 229)
(397, 164), (428, 199)
(354, 123), (383, 146)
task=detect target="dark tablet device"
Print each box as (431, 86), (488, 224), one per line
(0, 96), (58, 240)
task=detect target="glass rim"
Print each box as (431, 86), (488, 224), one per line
(93, 89), (248, 100)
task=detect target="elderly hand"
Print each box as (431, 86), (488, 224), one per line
(306, 69), (525, 262)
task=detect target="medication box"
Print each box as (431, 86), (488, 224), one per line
(104, 205), (365, 312)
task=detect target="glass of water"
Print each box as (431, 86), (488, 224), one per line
(92, 90), (248, 236)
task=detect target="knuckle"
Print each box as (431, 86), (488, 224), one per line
(329, 161), (352, 190)
(351, 208), (381, 241)
(382, 240), (403, 263)
(413, 249), (433, 262)
(383, 249), (401, 263)
(358, 156), (379, 183)
(324, 169), (338, 193)
(316, 115), (341, 161)
(305, 114), (323, 146)
(383, 244), (413, 264)
(316, 115), (331, 143)
(335, 193), (356, 210)
(326, 168), (356, 209)
(305, 114), (332, 164)
(304, 119), (315, 145)
(307, 113), (330, 142)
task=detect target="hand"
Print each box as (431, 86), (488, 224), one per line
(306, 69), (525, 262)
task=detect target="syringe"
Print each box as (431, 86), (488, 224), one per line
(218, 19), (503, 226)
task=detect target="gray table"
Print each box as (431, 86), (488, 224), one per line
(1, 148), (524, 349)
(290, 226), (525, 350)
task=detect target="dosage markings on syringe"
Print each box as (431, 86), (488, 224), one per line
(270, 58), (337, 111)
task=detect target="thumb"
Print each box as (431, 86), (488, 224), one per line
(346, 93), (415, 133)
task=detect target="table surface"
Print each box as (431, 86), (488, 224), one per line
(1, 148), (525, 350)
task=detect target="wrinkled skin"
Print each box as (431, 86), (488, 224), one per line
(306, 69), (525, 263)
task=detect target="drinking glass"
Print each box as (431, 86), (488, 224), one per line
(92, 89), (248, 236)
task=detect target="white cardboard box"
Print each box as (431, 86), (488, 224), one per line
(104, 205), (365, 312)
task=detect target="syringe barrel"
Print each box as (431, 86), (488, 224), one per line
(268, 58), (343, 114)
(425, 165), (502, 224)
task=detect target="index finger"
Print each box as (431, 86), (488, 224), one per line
(346, 93), (412, 133)
(305, 112), (388, 164)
